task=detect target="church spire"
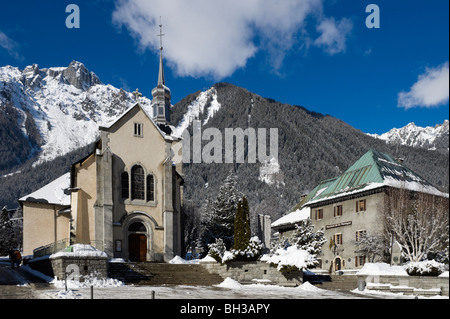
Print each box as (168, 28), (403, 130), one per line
(151, 18), (171, 125)
(157, 19), (165, 86)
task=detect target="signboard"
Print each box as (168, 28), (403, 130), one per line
(325, 221), (352, 230)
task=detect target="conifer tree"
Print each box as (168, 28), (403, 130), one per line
(0, 207), (15, 255)
(200, 171), (241, 253)
(233, 199), (245, 251)
(233, 196), (251, 251)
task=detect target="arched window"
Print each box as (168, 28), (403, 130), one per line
(128, 222), (146, 232)
(131, 165), (145, 200)
(121, 172), (129, 199)
(147, 175), (155, 202)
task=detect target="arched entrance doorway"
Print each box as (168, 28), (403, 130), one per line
(128, 222), (147, 262)
(334, 257), (342, 272)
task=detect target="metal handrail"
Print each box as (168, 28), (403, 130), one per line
(33, 239), (104, 258)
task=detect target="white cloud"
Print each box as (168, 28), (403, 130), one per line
(313, 17), (353, 55)
(112, 0), (351, 79)
(398, 62), (449, 109)
(0, 30), (22, 60)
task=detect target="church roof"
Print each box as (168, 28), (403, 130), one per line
(99, 102), (181, 141)
(19, 172), (71, 206)
(303, 149), (448, 206)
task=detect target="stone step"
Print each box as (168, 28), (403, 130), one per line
(304, 274), (359, 291)
(108, 262), (224, 286)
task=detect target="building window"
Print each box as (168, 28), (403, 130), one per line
(147, 175), (155, 202)
(314, 209), (323, 220)
(131, 165), (145, 200)
(121, 172), (129, 199)
(134, 123), (143, 137)
(356, 230), (367, 242)
(334, 233), (343, 245)
(355, 255), (366, 267)
(356, 199), (366, 212)
(115, 240), (122, 252)
(334, 205), (343, 217)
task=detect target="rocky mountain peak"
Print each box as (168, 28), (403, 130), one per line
(62, 60), (102, 90)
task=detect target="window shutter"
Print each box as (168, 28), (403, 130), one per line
(356, 201), (359, 212)
(334, 207), (336, 217)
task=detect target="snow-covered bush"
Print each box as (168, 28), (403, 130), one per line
(207, 238), (226, 263)
(261, 246), (317, 273)
(224, 237), (264, 262)
(265, 218), (325, 273)
(405, 260), (446, 276)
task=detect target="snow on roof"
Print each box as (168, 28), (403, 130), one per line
(304, 149), (448, 206)
(271, 207), (310, 228)
(19, 172), (71, 206)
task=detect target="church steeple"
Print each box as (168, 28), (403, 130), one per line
(152, 19), (171, 125)
(157, 21), (165, 87)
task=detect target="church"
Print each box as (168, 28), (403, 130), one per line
(20, 38), (184, 262)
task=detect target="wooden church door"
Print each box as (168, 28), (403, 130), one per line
(129, 234), (147, 262)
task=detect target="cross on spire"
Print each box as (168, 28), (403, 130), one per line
(158, 17), (164, 51)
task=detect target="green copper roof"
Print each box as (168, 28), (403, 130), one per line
(304, 149), (440, 205)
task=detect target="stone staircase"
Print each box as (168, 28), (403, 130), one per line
(108, 262), (225, 286)
(303, 273), (359, 291)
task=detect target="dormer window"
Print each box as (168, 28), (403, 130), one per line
(134, 123), (143, 137)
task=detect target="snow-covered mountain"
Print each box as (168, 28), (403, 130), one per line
(0, 61), (151, 167)
(368, 121), (449, 152)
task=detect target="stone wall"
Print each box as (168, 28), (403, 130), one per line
(29, 256), (108, 281)
(200, 260), (303, 287)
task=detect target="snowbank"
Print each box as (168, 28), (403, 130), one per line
(216, 278), (243, 289)
(169, 255), (200, 264)
(49, 244), (107, 259)
(356, 263), (408, 276)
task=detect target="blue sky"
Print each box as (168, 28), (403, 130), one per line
(0, 0), (448, 134)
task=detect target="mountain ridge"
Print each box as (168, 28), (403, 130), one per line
(368, 120), (449, 153)
(1, 64), (448, 225)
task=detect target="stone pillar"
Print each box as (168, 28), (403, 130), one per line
(95, 148), (114, 258)
(257, 214), (272, 252)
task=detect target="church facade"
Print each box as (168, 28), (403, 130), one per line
(21, 43), (184, 262)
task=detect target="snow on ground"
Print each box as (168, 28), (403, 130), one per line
(36, 277), (367, 300)
(2, 255), (447, 299)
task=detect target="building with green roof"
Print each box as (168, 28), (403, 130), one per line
(272, 149), (448, 272)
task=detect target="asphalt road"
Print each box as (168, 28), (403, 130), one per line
(0, 262), (49, 299)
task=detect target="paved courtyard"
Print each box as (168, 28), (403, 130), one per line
(0, 261), (446, 300)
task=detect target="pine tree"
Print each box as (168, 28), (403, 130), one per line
(233, 200), (244, 250)
(200, 171), (242, 253)
(233, 196), (251, 251)
(0, 207), (15, 255)
(289, 218), (326, 261)
(242, 196), (251, 246)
